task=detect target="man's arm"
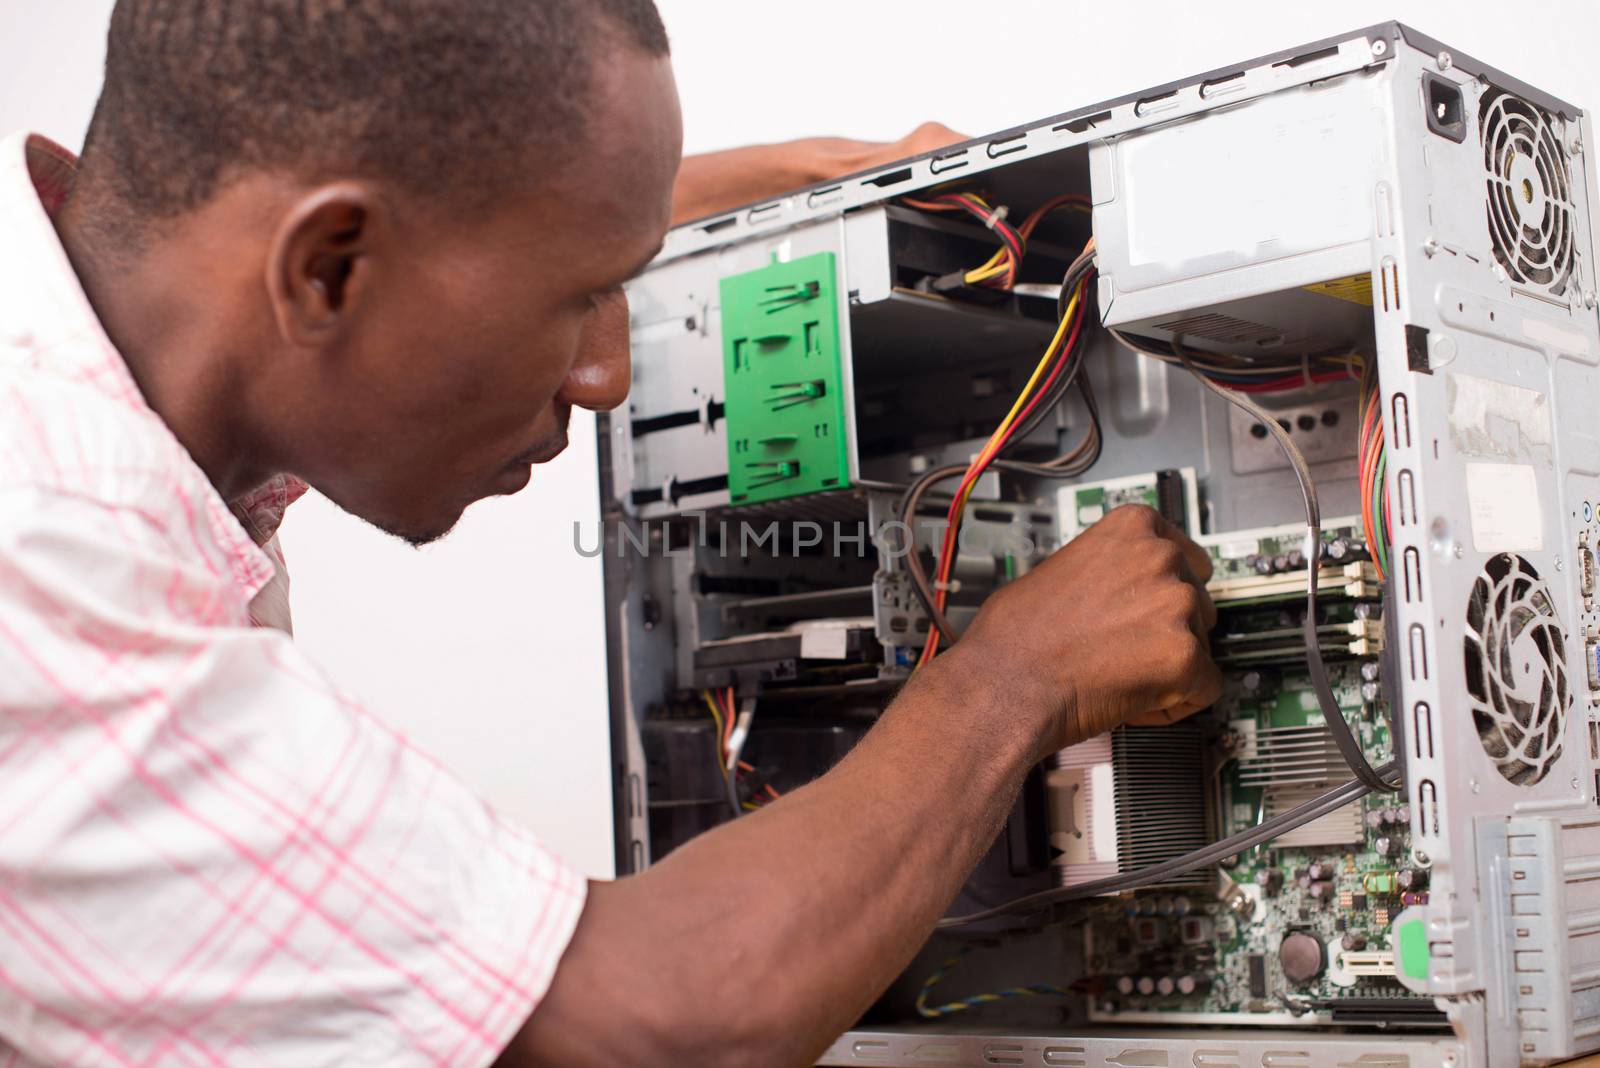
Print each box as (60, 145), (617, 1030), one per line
(671, 122), (966, 226)
(504, 505), (1223, 1068)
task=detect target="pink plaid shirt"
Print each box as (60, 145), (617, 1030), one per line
(0, 132), (585, 1067)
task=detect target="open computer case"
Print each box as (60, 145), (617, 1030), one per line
(598, 21), (1600, 1067)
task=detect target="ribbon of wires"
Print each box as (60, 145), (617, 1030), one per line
(897, 239), (1102, 664)
(900, 192), (1089, 290)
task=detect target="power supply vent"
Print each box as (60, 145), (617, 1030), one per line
(1480, 90), (1576, 296)
(1464, 553), (1571, 786)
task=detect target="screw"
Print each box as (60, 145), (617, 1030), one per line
(1470, 779), (1480, 794)
(1424, 237), (1441, 257)
(1372, 38), (1389, 57)
(1436, 51), (1453, 71)
(1415, 850), (1431, 867)
(1492, 263), (1509, 283)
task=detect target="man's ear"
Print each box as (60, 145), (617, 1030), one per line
(265, 183), (377, 346)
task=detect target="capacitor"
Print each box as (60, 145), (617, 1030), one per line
(1176, 974), (1211, 996)
(1391, 806), (1412, 825)
(1361, 681), (1381, 703)
(1255, 868), (1284, 894)
(1137, 898), (1158, 917)
(1172, 896), (1192, 918)
(1309, 880), (1335, 902)
(1341, 933), (1368, 952)
(1115, 976), (1136, 996)
(1286, 548), (1306, 569)
(1375, 836), (1396, 856)
(1308, 862), (1332, 881)
(1136, 976), (1156, 996)
(1272, 554), (1290, 572)
(1156, 976), (1176, 997)
(1253, 555), (1275, 575)
(1360, 660), (1382, 682)
(1365, 809), (1387, 830)
(1279, 931), (1326, 985)
(1155, 896), (1177, 917)
(1396, 868), (1428, 891)
(1240, 671), (1263, 695)
(1328, 538), (1350, 560)
(1297, 872), (1313, 891)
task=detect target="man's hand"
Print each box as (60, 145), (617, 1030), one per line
(945, 503), (1224, 756)
(506, 504), (1222, 1068)
(671, 122), (967, 226)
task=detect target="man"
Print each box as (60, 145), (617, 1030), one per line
(0, 1), (1223, 1065)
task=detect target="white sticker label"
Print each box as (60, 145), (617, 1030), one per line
(797, 625), (849, 660)
(1465, 462), (1544, 552)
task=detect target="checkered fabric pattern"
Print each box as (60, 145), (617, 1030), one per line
(0, 131), (585, 1067)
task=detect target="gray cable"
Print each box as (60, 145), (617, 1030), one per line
(935, 760), (1393, 929)
(1161, 334), (1399, 795)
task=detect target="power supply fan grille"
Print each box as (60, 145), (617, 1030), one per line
(1480, 90), (1576, 295)
(1463, 553), (1570, 786)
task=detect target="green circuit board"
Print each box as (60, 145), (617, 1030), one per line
(1070, 517), (1432, 1024)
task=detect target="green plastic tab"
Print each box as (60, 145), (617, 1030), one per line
(720, 252), (850, 505)
(1399, 918), (1429, 980)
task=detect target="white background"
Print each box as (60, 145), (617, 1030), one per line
(2, 0), (1596, 878)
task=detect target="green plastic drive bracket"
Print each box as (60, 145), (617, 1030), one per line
(719, 252), (850, 505)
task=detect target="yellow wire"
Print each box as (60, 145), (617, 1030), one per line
(702, 691), (726, 774)
(946, 281), (1085, 521)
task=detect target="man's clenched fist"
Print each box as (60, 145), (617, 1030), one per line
(940, 504), (1225, 757)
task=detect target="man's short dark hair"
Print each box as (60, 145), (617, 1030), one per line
(77, 0), (669, 232)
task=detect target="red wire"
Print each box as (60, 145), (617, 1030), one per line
(920, 278), (1092, 664)
(1224, 369), (1357, 393)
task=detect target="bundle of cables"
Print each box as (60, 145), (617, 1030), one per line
(900, 191), (1090, 291)
(1357, 359), (1392, 580)
(897, 238), (1103, 668)
(1106, 328), (1364, 394)
(702, 688), (781, 815)
(923, 332), (1404, 940)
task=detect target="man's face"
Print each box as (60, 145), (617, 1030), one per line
(280, 48), (681, 544)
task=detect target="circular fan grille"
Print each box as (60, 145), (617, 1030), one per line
(1481, 90), (1576, 295)
(1463, 553), (1570, 786)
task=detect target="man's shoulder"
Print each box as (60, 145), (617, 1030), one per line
(0, 351), (194, 520)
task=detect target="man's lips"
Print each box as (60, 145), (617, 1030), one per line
(507, 432), (569, 468)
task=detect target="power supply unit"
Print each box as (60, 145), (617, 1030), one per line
(602, 21), (1600, 1067)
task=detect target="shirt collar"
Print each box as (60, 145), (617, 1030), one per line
(3, 130), (303, 595)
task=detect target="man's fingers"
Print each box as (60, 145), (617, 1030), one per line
(1126, 639), (1226, 728)
(1152, 513), (1213, 583)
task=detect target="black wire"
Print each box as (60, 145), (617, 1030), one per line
(935, 760), (1395, 929)
(1169, 337), (1400, 795)
(895, 248), (1102, 647)
(897, 439), (1100, 646)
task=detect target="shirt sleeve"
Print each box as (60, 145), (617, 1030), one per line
(0, 486), (587, 1068)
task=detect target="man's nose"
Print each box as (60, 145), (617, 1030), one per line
(558, 289), (632, 412)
